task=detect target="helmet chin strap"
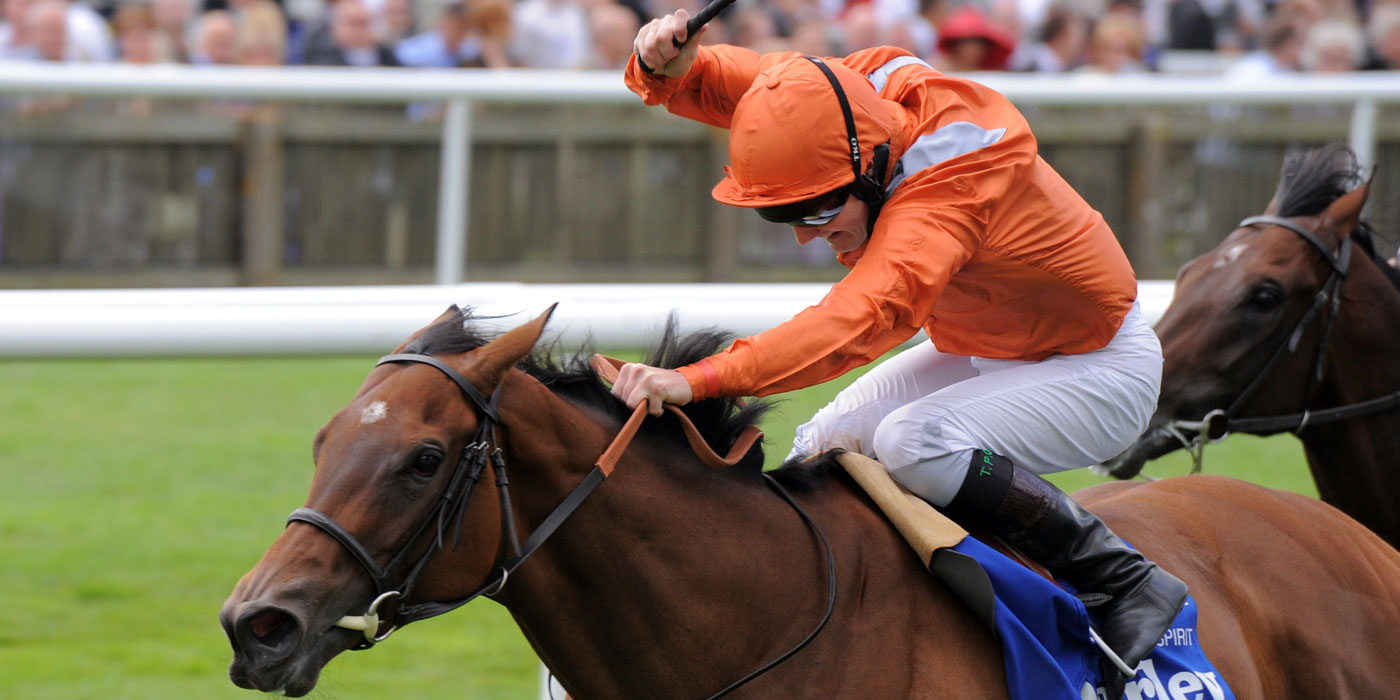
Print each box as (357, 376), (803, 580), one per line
(801, 56), (890, 228)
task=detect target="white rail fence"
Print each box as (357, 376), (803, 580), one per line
(0, 282), (1176, 357)
(0, 63), (1396, 283)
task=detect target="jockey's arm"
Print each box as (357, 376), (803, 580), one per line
(624, 26), (802, 129)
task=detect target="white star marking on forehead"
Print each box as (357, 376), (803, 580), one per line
(360, 400), (388, 424)
(1212, 243), (1250, 269)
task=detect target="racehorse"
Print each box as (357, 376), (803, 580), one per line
(1102, 145), (1400, 548)
(221, 305), (1400, 698)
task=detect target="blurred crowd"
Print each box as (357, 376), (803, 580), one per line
(0, 0), (1395, 74)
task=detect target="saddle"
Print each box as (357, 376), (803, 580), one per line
(839, 453), (1234, 700)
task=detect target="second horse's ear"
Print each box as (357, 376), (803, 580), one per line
(1320, 175), (1373, 240)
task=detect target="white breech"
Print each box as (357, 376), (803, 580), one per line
(787, 303), (1162, 506)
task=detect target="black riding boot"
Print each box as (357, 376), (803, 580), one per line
(944, 449), (1189, 679)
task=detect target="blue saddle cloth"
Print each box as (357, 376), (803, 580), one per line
(939, 536), (1236, 700)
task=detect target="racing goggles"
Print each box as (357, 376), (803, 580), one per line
(755, 187), (848, 227)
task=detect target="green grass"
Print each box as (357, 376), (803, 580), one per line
(0, 355), (1313, 699)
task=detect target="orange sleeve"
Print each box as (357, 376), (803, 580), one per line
(681, 191), (984, 398)
(624, 45), (804, 129)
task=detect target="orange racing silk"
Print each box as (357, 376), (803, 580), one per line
(625, 47), (1138, 399)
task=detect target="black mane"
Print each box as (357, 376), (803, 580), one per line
(1273, 144), (1400, 291)
(410, 307), (772, 474)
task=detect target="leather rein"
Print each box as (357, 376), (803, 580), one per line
(285, 352), (836, 699)
(1164, 215), (1400, 472)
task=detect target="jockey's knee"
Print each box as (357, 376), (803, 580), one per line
(872, 410), (968, 507)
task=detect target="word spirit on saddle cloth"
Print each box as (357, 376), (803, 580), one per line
(952, 536), (1235, 700)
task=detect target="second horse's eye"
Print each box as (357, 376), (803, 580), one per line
(1245, 285), (1284, 312)
(411, 451), (444, 477)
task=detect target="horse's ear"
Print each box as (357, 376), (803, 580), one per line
(392, 305), (463, 352)
(1262, 195), (1280, 216)
(1320, 175), (1373, 238)
(464, 304), (559, 392)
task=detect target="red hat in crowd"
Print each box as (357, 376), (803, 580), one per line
(937, 6), (1017, 70)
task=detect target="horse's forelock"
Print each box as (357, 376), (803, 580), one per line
(1273, 144), (1363, 220)
(1266, 145), (1400, 293)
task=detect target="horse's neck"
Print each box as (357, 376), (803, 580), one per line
(493, 392), (1001, 698)
(501, 438), (837, 696)
(1299, 263), (1400, 547)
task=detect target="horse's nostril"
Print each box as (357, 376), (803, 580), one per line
(245, 608), (298, 649)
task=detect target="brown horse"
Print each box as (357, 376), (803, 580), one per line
(1103, 145), (1400, 548)
(221, 305), (1400, 698)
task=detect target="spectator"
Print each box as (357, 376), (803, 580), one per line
(789, 17), (836, 55)
(394, 0), (468, 66)
(587, 1), (640, 69)
(27, 0), (69, 61)
(377, 0), (414, 45)
(234, 0), (287, 64)
(510, 0), (590, 68)
(1167, 0), (1221, 49)
(1224, 10), (1302, 77)
(0, 0), (113, 61)
(303, 0), (399, 66)
(150, 0), (192, 62)
(730, 4), (779, 50)
(112, 2), (168, 116)
(935, 5), (1017, 70)
(837, 2), (881, 54)
(464, 0), (512, 67)
(66, 0), (116, 60)
(1302, 16), (1366, 70)
(0, 0), (39, 57)
(1363, 2), (1400, 68)
(292, 0), (339, 63)
(1081, 11), (1149, 72)
(189, 9), (236, 64)
(1011, 3), (1091, 71)
(113, 2), (167, 63)
(887, 15), (936, 59)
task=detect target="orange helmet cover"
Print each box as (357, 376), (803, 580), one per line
(712, 56), (897, 208)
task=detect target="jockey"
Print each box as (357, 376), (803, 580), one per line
(611, 11), (1187, 679)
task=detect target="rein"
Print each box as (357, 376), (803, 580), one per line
(1165, 215), (1400, 472)
(286, 351), (837, 699)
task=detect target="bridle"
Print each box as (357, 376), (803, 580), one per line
(287, 353), (525, 647)
(285, 351), (837, 699)
(1164, 214), (1400, 472)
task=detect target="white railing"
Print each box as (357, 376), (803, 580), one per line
(1, 62), (1397, 283)
(0, 281), (1177, 357)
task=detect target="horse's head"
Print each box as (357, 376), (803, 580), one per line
(1106, 145), (1383, 477)
(219, 305), (554, 697)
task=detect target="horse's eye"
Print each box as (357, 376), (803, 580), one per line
(1245, 285), (1284, 312)
(411, 451), (444, 477)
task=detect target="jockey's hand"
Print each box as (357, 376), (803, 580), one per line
(612, 362), (694, 416)
(633, 9), (706, 77)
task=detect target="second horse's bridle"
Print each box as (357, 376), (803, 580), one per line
(1164, 215), (1400, 471)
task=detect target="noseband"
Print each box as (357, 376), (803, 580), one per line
(1165, 215), (1400, 471)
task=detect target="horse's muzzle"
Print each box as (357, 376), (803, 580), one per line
(220, 599), (320, 696)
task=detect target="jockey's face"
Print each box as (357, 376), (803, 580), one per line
(793, 195), (869, 253)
